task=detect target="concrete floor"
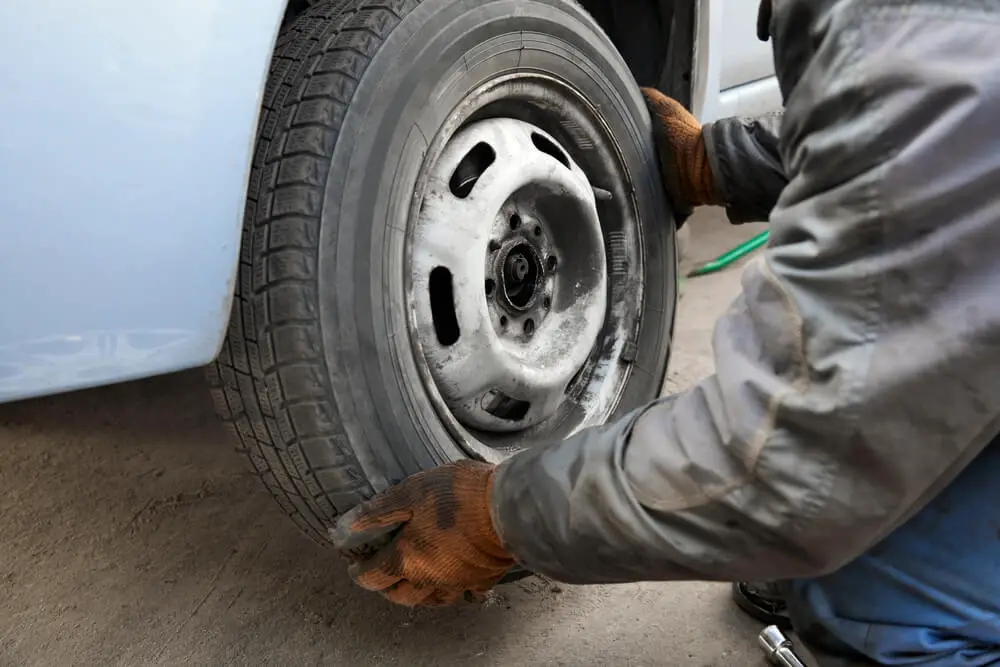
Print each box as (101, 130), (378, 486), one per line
(0, 210), (770, 667)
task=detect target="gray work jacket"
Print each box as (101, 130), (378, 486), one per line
(490, 0), (1000, 585)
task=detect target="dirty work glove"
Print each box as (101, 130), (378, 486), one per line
(641, 87), (720, 224)
(330, 460), (515, 607)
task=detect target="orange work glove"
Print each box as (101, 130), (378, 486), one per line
(641, 87), (720, 220)
(329, 460), (515, 607)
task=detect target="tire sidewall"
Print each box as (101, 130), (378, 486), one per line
(319, 0), (676, 490)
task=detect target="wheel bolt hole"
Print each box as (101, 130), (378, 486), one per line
(509, 214), (521, 230)
(499, 315), (508, 328)
(546, 255), (558, 271)
(533, 225), (542, 237)
(488, 240), (501, 253)
(543, 296), (552, 309)
(485, 278), (496, 297)
(523, 318), (535, 336)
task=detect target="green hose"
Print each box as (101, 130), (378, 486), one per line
(686, 230), (770, 278)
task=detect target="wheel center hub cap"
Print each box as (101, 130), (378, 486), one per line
(499, 242), (541, 311)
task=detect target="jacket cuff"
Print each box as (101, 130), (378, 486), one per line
(702, 114), (786, 224)
(701, 121), (730, 205)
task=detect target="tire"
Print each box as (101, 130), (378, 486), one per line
(208, 0), (677, 543)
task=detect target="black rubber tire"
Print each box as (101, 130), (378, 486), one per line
(208, 0), (677, 543)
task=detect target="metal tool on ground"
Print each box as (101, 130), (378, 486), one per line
(758, 625), (808, 667)
(686, 229), (770, 277)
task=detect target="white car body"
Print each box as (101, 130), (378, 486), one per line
(694, 0), (780, 122)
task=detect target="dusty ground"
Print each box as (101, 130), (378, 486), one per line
(0, 211), (770, 667)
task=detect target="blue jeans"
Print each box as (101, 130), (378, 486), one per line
(784, 440), (1000, 666)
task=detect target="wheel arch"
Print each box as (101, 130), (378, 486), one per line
(282, 0), (698, 102)
(574, 0), (696, 105)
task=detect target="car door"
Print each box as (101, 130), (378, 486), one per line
(691, 0), (782, 123)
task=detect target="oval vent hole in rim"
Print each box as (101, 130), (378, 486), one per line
(530, 132), (571, 169)
(429, 266), (460, 346)
(449, 142), (496, 198)
(483, 391), (531, 421)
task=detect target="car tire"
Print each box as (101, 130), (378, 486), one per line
(208, 0), (677, 542)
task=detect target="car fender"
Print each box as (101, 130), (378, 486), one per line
(0, 0), (287, 402)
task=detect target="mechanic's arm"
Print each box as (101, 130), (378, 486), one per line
(643, 90), (785, 225)
(492, 1), (1000, 584)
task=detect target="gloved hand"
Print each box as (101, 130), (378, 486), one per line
(329, 460), (515, 607)
(641, 87), (720, 223)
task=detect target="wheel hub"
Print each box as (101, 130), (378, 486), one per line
(408, 117), (607, 433)
(501, 246), (536, 305)
(496, 235), (544, 311)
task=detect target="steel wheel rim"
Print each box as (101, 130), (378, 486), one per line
(404, 74), (645, 463)
(411, 117), (608, 433)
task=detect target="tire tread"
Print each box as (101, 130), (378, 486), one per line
(208, 0), (419, 542)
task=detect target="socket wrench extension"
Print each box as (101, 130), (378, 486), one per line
(758, 625), (807, 667)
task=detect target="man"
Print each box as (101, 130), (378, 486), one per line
(332, 0), (1000, 664)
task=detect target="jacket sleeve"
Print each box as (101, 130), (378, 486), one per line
(489, 0), (1000, 585)
(703, 112), (786, 224)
